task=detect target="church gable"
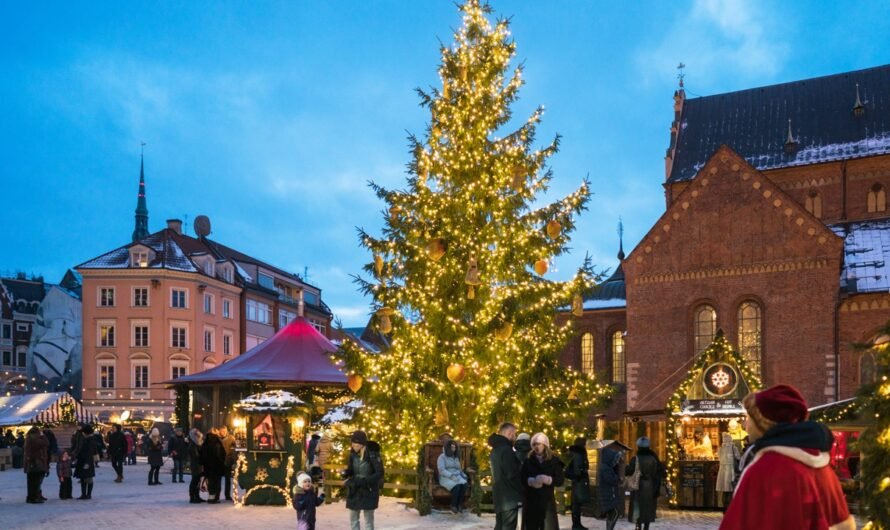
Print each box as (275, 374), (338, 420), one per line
(626, 146), (843, 279)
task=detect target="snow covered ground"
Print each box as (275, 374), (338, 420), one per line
(0, 458), (728, 529)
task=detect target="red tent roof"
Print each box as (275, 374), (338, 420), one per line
(168, 317), (346, 385)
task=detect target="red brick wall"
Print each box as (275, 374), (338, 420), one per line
(624, 147), (845, 411)
(838, 294), (890, 398)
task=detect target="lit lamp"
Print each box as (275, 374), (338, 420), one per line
(120, 410), (131, 422)
(874, 334), (890, 347)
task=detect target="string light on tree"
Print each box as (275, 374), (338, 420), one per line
(337, 0), (611, 467)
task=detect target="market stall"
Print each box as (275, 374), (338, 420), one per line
(230, 390), (311, 506)
(664, 331), (761, 509)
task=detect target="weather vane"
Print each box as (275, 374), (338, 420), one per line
(141, 141), (146, 155)
(677, 62), (686, 88)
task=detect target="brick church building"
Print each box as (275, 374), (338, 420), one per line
(563, 64), (890, 448)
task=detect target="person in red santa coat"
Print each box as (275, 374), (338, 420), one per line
(720, 384), (855, 530)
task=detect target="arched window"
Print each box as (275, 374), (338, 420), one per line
(694, 305), (717, 355)
(738, 301), (762, 378)
(611, 330), (626, 384)
(580, 332), (594, 375)
(868, 184), (886, 213)
(860, 352), (877, 386)
(805, 190), (823, 219)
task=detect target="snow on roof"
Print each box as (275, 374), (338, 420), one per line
(318, 400), (362, 425)
(583, 298), (626, 310)
(233, 390), (306, 412)
(831, 218), (890, 294)
(233, 262), (253, 282)
(77, 231), (198, 273)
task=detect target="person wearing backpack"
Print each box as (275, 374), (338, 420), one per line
(596, 441), (624, 530)
(625, 437), (666, 530)
(343, 430), (384, 530)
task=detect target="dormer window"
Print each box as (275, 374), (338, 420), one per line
(203, 259), (214, 277)
(130, 246), (153, 268)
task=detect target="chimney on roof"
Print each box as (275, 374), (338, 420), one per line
(166, 219), (183, 235)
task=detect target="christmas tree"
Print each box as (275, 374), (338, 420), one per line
(858, 328), (890, 530)
(338, 0), (612, 466)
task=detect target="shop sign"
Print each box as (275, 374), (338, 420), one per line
(684, 398), (743, 412)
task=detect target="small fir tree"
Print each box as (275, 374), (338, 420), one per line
(338, 0), (612, 466)
(859, 326), (890, 529)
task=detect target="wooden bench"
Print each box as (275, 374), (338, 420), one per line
(422, 438), (475, 509)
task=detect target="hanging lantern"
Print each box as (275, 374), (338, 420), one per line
(376, 307), (395, 333)
(374, 255), (384, 276)
(460, 64), (467, 82)
(447, 363), (467, 384)
(465, 256), (481, 299)
(427, 238), (447, 261)
(495, 322), (513, 341)
(511, 164), (526, 192)
(546, 220), (562, 240)
(534, 259), (548, 275)
(347, 374), (363, 393)
(572, 293), (584, 317)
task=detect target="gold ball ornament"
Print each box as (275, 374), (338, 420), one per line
(546, 220), (562, 240)
(495, 322), (513, 341)
(389, 204), (402, 220)
(427, 238), (447, 261)
(446, 363), (467, 384)
(465, 256), (481, 299)
(347, 374), (363, 393)
(511, 165), (526, 192)
(534, 259), (548, 275)
(572, 293), (584, 317)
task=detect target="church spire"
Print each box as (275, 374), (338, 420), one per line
(132, 144), (149, 242)
(617, 218), (625, 260)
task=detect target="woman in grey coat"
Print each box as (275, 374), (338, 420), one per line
(437, 439), (468, 513)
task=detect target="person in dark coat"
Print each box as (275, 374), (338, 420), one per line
(74, 424), (97, 500)
(306, 432), (321, 466)
(566, 437), (591, 530)
(43, 428), (58, 462)
(23, 426), (49, 504)
(489, 422), (522, 530)
(293, 472), (325, 530)
(167, 427), (188, 483)
(107, 424), (126, 483)
(343, 430), (384, 530)
(219, 425), (236, 501)
(188, 428), (205, 503)
(57, 449), (73, 499)
(597, 441), (625, 530)
(146, 427), (164, 485)
(200, 427), (226, 503)
(514, 432), (532, 466)
(520, 433), (565, 530)
(625, 437), (665, 530)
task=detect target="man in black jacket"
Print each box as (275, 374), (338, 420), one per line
(488, 422), (521, 530)
(343, 430), (384, 530)
(107, 424), (126, 483)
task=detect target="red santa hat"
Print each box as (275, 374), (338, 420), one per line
(743, 384), (809, 432)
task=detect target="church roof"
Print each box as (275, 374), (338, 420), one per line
(582, 263), (626, 310)
(831, 218), (890, 294)
(669, 64), (890, 183)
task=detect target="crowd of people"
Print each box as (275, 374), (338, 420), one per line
(4, 384), (859, 530)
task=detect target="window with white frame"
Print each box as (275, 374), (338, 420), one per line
(99, 287), (115, 307)
(308, 318), (326, 335)
(279, 309), (296, 328)
(16, 323), (29, 332)
(171, 325), (187, 348)
(223, 332), (233, 356)
(2, 323), (12, 340)
(171, 288), (188, 309)
(204, 293), (214, 314)
(204, 328), (214, 352)
(133, 287), (149, 307)
(246, 299), (271, 324)
(223, 299), (232, 319)
(98, 362), (115, 389)
(203, 260), (214, 277)
(99, 322), (116, 347)
(1, 350), (11, 366)
(133, 363), (149, 389)
(171, 363), (188, 380)
(132, 322), (150, 347)
(131, 250), (149, 268)
(245, 334), (264, 350)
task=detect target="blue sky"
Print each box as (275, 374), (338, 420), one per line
(1, 1), (889, 326)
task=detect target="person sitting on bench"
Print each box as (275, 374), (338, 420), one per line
(437, 439), (468, 513)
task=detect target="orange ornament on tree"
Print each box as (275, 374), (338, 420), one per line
(545, 220), (562, 240)
(347, 374), (363, 393)
(534, 259), (548, 275)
